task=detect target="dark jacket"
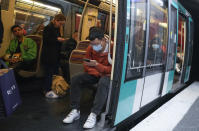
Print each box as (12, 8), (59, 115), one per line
(60, 38), (77, 60)
(41, 22), (62, 65)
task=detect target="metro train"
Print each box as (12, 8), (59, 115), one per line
(0, 0), (194, 130)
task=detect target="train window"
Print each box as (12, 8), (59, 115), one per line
(101, 0), (116, 5)
(167, 6), (177, 71)
(125, 0), (147, 80)
(1, 0), (9, 10)
(14, 0), (61, 35)
(146, 0), (168, 74)
(176, 15), (186, 74)
(97, 12), (107, 30)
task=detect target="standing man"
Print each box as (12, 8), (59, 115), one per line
(41, 14), (66, 98)
(63, 27), (112, 129)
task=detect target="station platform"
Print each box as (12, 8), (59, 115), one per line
(130, 82), (199, 131)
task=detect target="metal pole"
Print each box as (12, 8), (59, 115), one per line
(77, 0), (89, 42)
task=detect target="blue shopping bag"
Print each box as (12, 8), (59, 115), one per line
(0, 59), (22, 116)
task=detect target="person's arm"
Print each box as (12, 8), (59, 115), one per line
(83, 46), (112, 75)
(95, 63), (112, 74)
(83, 46), (95, 71)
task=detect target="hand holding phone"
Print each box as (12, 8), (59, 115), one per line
(82, 58), (90, 62)
(83, 59), (98, 67)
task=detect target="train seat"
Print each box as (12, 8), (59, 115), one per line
(18, 35), (42, 77)
(69, 40), (90, 78)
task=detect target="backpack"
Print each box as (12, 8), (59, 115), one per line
(51, 75), (69, 96)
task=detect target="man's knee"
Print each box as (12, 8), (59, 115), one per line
(71, 73), (86, 84)
(98, 76), (110, 88)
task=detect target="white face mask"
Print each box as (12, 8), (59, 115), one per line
(152, 44), (160, 49)
(92, 43), (103, 52)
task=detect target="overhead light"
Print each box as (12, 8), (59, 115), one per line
(15, 9), (46, 19)
(154, 0), (164, 6)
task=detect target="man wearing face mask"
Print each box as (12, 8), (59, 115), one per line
(63, 27), (112, 129)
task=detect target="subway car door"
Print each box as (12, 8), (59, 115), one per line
(112, 0), (148, 126)
(177, 14), (187, 83)
(180, 17), (193, 83)
(140, 0), (169, 107)
(162, 0), (178, 94)
(112, 0), (168, 126)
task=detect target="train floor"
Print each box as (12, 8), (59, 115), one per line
(130, 81), (199, 131)
(0, 77), (105, 131)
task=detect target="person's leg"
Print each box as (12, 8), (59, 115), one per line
(63, 73), (99, 124)
(70, 73), (99, 110)
(83, 76), (110, 129)
(43, 63), (59, 92)
(91, 76), (110, 115)
(43, 65), (54, 93)
(18, 59), (36, 71)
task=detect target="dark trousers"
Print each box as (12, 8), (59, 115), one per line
(10, 60), (36, 81)
(43, 64), (59, 92)
(10, 59), (36, 72)
(70, 72), (110, 115)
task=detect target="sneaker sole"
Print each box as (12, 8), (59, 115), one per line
(63, 115), (80, 124)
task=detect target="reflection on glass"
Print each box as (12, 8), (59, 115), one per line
(175, 15), (186, 75)
(146, 0), (168, 72)
(125, 0), (146, 80)
(167, 6), (177, 71)
(14, 0), (61, 35)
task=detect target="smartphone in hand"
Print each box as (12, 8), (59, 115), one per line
(82, 58), (90, 62)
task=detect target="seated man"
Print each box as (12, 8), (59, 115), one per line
(4, 25), (37, 73)
(63, 27), (112, 129)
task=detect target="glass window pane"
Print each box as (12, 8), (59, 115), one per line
(1, 0), (9, 10)
(167, 6), (177, 71)
(15, 0), (61, 35)
(125, 0), (146, 80)
(146, 0), (168, 73)
(176, 15), (186, 74)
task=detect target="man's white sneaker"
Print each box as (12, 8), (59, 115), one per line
(83, 112), (97, 129)
(45, 91), (59, 98)
(63, 109), (80, 124)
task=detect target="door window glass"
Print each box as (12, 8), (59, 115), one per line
(167, 6), (177, 71)
(125, 0), (146, 81)
(146, 0), (168, 74)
